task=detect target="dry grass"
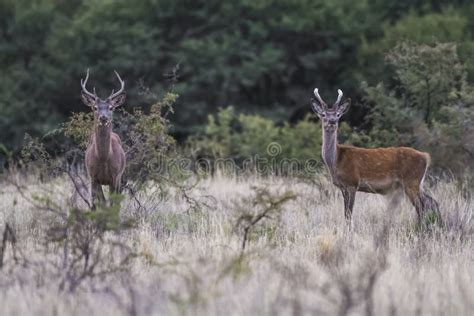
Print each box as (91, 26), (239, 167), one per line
(0, 174), (472, 315)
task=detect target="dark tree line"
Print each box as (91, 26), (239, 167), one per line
(1, 0), (474, 158)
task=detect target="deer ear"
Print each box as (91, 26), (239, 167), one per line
(81, 91), (96, 108)
(337, 98), (351, 117)
(109, 93), (126, 108)
(311, 98), (325, 117)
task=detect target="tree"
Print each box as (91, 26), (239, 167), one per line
(363, 42), (474, 174)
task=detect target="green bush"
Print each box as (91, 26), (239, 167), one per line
(188, 106), (358, 175)
(362, 42), (474, 175)
(359, 7), (474, 84)
(61, 92), (179, 185)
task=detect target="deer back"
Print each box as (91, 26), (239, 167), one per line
(336, 145), (430, 190)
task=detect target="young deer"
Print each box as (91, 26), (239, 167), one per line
(310, 89), (439, 225)
(80, 70), (126, 209)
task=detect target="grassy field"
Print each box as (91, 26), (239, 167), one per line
(0, 174), (472, 315)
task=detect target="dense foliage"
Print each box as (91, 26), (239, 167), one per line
(193, 42), (474, 176)
(188, 106), (356, 175)
(1, 0), (474, 176)
(363, 42), (474, 173)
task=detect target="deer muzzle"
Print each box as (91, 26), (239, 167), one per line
(99, 115), (110, 126)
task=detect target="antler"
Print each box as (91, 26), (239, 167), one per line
(81, 69), (97, 99)
(313, 88), (328, 109)
(335, 89), (343, 106)
(107, 70), (125, 100)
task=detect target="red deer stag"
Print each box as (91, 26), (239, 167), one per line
(80, 70), (126, 209)
(310, 88), (439, 225)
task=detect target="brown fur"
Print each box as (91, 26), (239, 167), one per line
(335, 145), (429, 194)
(80, 70), (127, 208)
(334, 145), (437, 224)
(85, 122), (126, 208)
(311, 88), (439, 224)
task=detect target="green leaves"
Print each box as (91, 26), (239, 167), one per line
(61, 112), (94, 149)
(189, 106), (325, 173)
(362, 41), (474, 175)
(2, 0), (474, 180)
(0, 0), (375, 151)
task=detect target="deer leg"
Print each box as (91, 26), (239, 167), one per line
(91, 181), (106, 209)
(112, 177), (122, 194)
(386, 190), (402, 225)
(341, 188), (356, 222)
(386, 190), (402, 212)
(404, 188), (424, 225)
(421, 191), (441, 224)
(109, 177), (123, 207)
(110, 177), (122, 196)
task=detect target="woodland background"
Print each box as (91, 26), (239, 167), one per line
(0, 2), (473, 315)
(1, 0), (474, 176)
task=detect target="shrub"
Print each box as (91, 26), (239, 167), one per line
(60, 92), (179, 187)
(362, 42), (474, 176)
(188, 106), (365, 176)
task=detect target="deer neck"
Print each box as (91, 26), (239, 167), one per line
(322, 127), (338, 179)
(94, 122), (112, 159)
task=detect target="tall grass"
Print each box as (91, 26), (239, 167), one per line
(0, 174), (472, 315)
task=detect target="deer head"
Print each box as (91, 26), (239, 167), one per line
(311, 89), (351, 132)
(80, 69), (126, 127)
